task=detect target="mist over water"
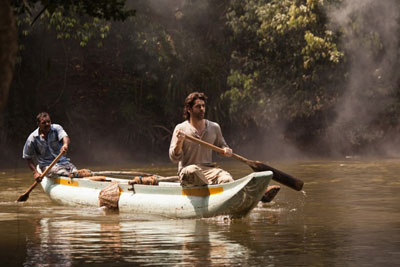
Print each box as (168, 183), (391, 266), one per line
(326, 0), (400, 156)
(126, 0), (400, 160)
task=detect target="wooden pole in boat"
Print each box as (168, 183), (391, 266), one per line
(16, 151), (65, 202)
(184, 134), (304, 191)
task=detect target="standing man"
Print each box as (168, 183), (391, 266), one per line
(23, 112), (77, 182)
(169, 92), (234, 186)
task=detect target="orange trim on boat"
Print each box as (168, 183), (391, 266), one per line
(182, 187), (223, 196)
(54, 178), (79, 187)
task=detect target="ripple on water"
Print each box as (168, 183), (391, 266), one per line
(2, 161), (400, 266)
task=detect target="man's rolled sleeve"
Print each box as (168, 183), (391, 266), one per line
(169, 127), (183, 163)
(22, 137), (35, 159)
(53, 124), (68, 141)
(214, 123), (229, 149)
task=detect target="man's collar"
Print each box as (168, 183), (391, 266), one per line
(33, 128), (40, 137)
(35, 125), (53, 137)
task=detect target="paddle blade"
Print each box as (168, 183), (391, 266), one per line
(16, 192), (30, 202)
(16, 181), (39, 202)
(249, 160), (304, 191)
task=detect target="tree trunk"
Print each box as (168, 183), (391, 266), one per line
(0, 0), (17, 113)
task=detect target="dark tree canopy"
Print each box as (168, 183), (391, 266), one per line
(12, 0), (135, 20)
(2, 0), (400, 167)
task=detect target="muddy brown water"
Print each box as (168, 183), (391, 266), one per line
(1, 160), (400, 266)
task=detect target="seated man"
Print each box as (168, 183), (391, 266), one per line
(23, 112), (77, 182)
(169, 92), (233, 186)
(169, 92), (280, 202)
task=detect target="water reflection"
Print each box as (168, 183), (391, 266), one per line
(22, 213), (261, 266)
(17, 200), (301, 266)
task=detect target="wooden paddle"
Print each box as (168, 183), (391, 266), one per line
(184, 134), (304, 191)
(16, 151), (65, 202)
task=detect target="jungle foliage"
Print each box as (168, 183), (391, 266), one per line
(2, 0), (400, 166)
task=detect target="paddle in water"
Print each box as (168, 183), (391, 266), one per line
(184, 134), (304, 191)
(16, 151), (65, 202)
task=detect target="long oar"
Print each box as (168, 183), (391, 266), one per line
(184, 135), (304, 191)
(17, 151), (65, 202)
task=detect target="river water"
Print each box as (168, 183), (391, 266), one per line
(1, 159), (400, 266)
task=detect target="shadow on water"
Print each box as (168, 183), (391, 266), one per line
(1, 159), (400, 266)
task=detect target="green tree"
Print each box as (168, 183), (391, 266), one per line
(225, 0), (344, 151)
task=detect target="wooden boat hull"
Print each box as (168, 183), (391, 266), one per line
(39, 169), (273, 219)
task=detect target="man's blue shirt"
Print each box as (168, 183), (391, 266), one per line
(23, 124), (70, 167)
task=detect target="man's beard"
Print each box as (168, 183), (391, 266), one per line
(192, 112), (204, 120)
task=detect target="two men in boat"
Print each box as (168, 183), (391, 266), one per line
(23, 96), (278, 201)
(22, 112), (77, 182)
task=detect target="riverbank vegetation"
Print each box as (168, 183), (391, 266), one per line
(2, 0), (400, 166)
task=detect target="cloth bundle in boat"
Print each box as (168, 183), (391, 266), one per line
(99, 181), (120, 209)
(69, 169), (92, 178)
(129, 175), (159, 185)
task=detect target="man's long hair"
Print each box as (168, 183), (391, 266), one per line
(183, 92), (207, 120)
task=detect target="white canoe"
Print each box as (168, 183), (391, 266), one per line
(39, 168), (273, 219)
